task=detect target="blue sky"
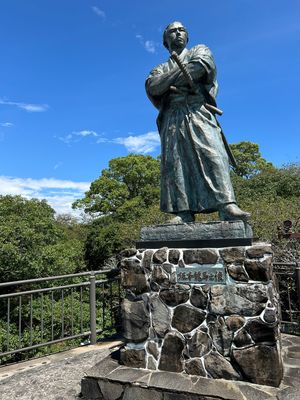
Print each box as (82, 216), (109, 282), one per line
(0, 0), (299, 215)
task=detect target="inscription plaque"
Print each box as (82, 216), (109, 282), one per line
(176, 263), (226, 284)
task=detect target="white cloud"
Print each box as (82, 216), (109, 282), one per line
(91, 6), (106, 19)
(136, 34), (158, 54)
(0, 122), (14, 127)
(144, 41), (156, 54)
(0, 98), (49, 112)
(97, 131), (160, 154)
(59, 129), (99, 144)
(0, 176), (90, 216)
(114, 131), (160, 153)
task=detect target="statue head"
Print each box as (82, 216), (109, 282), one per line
(163, 21), (189, 52)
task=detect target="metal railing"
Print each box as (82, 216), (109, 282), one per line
(0, 269), (121, 363)
(273, 262), (300, 334)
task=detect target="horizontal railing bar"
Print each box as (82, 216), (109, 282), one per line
(0, 277), (120, 299)
(274, 272), (296, 275)
(0, 269), (114, 288)
(0, 331), (92, 359)
(0, 282), (90, 298)
(273, 262), (298, 267)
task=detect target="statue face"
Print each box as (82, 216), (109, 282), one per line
(165, 22), (188, 51)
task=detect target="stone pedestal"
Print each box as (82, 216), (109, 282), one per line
(120, 222), (283, 387)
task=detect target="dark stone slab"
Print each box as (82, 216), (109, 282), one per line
(246, 244), (273, 259)
(219, 247), (245, 263)
(153, 247), (168, 264)
(98, 380), (124, 400)
(137, 238), (252, 249)
(158, 332), (184, 372)
(150, 294), (172, 337)
(140, 221), (253, 241)
(172, 304), (206, 333)
(147, 341), (159, 359)
(168, 249), (180, 264)
(245, 319), (277, 343)
(244, 257), (273, 282)
(120, 348), (146, 368)
(210, 285), (266, 316)
(188, 330), (212, 358)
(159, 285), (190, 307)
(226, 315), (246, 331)
(208, 316), (233, 356)
(81, 347), (295, 400)
(120, 259), (149, 294)
(121, 298), (150, 342)
(227, 264), (249, 282)
(204, 350), (241, 380)
(184, 358), (206, 376)
(183, 249), (218, 264)
(123, 387), (162, 400)
(190, 286), (208, 308)
(232, 344), (283, 387)
(142, 249), (154, 270)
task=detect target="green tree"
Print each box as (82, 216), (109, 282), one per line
(73, 154), (160, 217)
(0, 196), (85, 282)
(230, 141), (274, 178)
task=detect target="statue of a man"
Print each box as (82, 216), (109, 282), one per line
(146, 21), (250, 223)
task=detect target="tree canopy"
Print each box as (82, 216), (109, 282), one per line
(0, 196), (85, 281)
(73, 154), (160, 218)
(230, 141), (274, 178)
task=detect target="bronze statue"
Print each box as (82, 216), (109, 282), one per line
(146, 21), (250, 223)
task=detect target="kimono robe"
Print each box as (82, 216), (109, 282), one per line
(146, 45), (236, 214)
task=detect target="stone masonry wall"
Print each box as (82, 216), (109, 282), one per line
(119, 244), (283, 387)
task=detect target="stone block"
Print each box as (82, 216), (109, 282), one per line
(227, 264), (249, 282)
(120, 348), (146, 369)
(204, 351), (241, 380)
(244, 257), (273, 282)
(150, 294), (172, 337)
(190, 286), (208, 308)
(140, 221), (252, 241)
(183, 249), (218, 264)
(220, 247), (245, 263)
(153, 247), (168, 264)
(152, 265), (170, 287)
(123, 387), (163, 400)
(142, 249), (154, 270)
(98, 381), (124, 400)
(121, 298), (150, 342)
(225, 315), (245, 331)
(159, 332), (184, 372)
(246, 244), (273, 259)
(168, 249), (180, 264)
(232, 344), (283, 387)
(245, 319), (277, 343)
(184, 358), (206, 376)
(172, 304), (206, 333)
(210, 284), (266, 316)
(81, 377), (103, 399)
(159, 285), (190, 307)
(188, 330), (212, 358)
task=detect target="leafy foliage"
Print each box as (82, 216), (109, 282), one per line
(0, 196), (85, 282)
(231, 141), (274, 178)
(73, 154), (160, 217)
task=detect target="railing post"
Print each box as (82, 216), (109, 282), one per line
(295, 262), (300, 307)
(89, 271), (97, 344)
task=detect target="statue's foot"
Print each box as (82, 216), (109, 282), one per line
(219, 203), (251, 222)
(169, 211), (195, 224)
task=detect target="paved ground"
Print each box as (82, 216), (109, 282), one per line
(0, 340), (123, 400)
(0, 335), (299, 400)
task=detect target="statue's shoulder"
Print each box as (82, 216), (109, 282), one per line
(148, 61), (169, 78)
(190, 44), (213, 56)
